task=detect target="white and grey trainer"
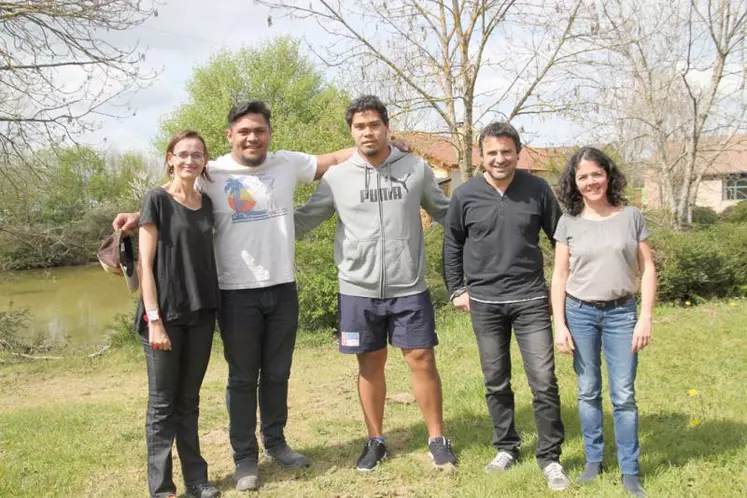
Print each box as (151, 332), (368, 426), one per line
(543, 461), (571, 491)
(484, 450), (516, 472)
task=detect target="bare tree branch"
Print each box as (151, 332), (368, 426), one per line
(258, 0), (588, 180)
(0, 0), (158, 171)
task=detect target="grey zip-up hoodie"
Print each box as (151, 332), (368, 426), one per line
(294, 147), (450, 298)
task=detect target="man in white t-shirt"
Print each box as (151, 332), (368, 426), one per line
(114, 100), (355, 492)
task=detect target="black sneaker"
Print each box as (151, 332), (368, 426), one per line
(428, 437), (457, 469)
(186, 482), (221, 498)
(265, 443), (309, 468)
(355, 439), (387, 471)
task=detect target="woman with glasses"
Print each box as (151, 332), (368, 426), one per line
(550, 147), (656, 497)
(135, 131), (221, 498)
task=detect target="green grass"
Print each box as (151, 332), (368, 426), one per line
(1, 300), (746, 496)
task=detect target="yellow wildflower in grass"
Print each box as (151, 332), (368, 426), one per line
(688, 389), (698, 397)
(685, 300), (692, 306)
(689, 419), (700, 428)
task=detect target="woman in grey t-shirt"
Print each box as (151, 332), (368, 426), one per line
(550, 147), (657, 497)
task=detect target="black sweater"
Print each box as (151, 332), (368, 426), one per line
(442, 171), (561, 301)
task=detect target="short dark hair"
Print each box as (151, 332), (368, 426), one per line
(478, 121), (522, 155)
(227, 100), (272, 129)
(345, 95), (389, 127)
(558, 147), (628, 216)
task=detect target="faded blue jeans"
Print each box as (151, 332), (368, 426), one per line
(565, 296), (640, 475)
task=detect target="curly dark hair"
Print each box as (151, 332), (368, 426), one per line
(557, 147), (628, 216)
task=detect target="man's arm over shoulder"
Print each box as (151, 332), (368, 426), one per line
(313, 147), (356, 180)
(442, 187), (468, 296)
(420, 160), (450, 225)
(294, 177), (336, 238)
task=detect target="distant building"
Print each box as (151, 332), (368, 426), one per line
(643, 136), (747, 213)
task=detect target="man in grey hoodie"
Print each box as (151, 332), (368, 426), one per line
(294, 95), (456, 472)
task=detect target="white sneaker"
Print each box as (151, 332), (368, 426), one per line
(485, 450), (516, 472)
(543, 461), (571, 491)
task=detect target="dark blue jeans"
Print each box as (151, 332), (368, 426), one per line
(141, 310), (215, 498)
(469, 298), (564, 468)
(218, 282), (299, 465)
(565, 297), (640, 475)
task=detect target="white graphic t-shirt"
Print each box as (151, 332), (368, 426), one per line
(198, 151), (317, 290)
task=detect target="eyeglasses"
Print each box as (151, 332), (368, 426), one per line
(171, 151), (206, 162)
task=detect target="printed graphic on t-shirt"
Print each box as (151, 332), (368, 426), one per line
(223, 174), (287, 222)
(359, 173), (411, 203)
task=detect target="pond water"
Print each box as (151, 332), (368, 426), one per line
(0, 265), (137, 346)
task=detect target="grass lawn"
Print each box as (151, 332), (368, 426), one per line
(1, 300), (746, 497)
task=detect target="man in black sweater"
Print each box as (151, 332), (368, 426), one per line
(442, 122), (569, 491)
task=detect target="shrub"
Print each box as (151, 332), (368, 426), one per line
(295, 216), (339, 333)
(651, 223), (747, 302)
(691, 206), (719, 227)
(108, 309), (141, 349)
(424, 223), (448, 308)
(0, 306), (30, 352)
(719, 200), (747, 223)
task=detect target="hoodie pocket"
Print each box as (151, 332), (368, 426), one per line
(383, 238), (418, 288)
(338, 238), (379, 288)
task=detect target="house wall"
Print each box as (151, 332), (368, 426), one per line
(645, 175), (742, 213)
(696, 178), (741, 213)
(643, 177), (663, 210)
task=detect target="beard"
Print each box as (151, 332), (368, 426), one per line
(238, 151), (267, 167)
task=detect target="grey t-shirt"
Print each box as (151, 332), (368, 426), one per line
(554, 206), (651, 301)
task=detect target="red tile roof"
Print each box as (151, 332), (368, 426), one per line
(671, 135), (747, 174)
(392, 131), (572, 173)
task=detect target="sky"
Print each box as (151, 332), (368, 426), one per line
(83, 1), (283, 154)
(84, 0), (583, 155)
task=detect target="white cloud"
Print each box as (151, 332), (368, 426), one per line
(80, 0), (308, 153)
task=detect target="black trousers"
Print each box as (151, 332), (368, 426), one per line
(142, 310), (215, 497)
(469, 298), (564, 468)
(218, 282), (299, 465)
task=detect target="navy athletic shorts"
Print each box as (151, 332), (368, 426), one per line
(338, 290), (438, 354)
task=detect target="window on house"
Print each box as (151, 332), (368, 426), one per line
(723, 173), (747, 201)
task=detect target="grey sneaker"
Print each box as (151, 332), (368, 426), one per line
(543, 461), (571, 491)
(577, 462), (603, 485)
(485, 450), (516, 472)
(622, 474), (647, 497)
(265, 443), (309, 468)
(234, 459), (260, 491)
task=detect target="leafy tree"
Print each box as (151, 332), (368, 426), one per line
(157, 36), (352, 157)
(0, 147), (156, 270)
